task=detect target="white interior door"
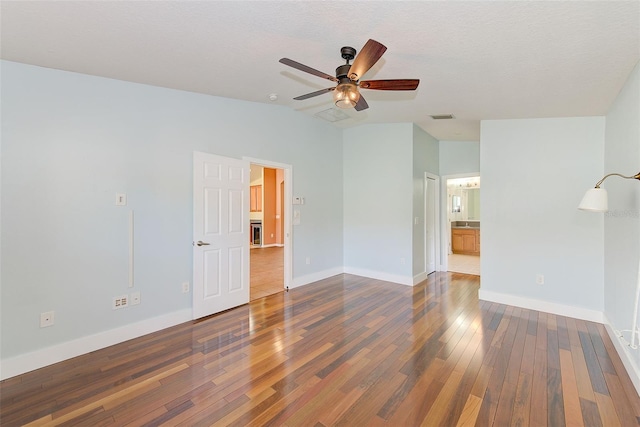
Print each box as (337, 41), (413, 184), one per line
(193, 151), (249, 319)
(426, 176), (437, 274)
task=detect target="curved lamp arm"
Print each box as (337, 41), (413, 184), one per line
(594, 172), (640, 188)
(578, 171), (640, 212)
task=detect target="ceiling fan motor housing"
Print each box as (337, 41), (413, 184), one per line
(335, 64), (352, 81)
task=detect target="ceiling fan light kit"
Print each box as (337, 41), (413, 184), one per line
(334, 82), (360, 109)
(279, 39), (419, 111)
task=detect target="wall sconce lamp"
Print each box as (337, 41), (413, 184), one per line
(578, 170), (640, 349)
(578, 171), (640, 212)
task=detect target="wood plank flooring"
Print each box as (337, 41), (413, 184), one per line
(2, 272), (640, 426)
(250, 247), (284, 301)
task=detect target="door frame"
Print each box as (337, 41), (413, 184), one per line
(424, 172), (440, 274)
(243, 156), (292, 290)
(440, 172), (480, 272)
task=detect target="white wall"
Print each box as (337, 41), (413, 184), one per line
(603, 62), (640, 377)
(480, 117), (605, 319)
(0, 61), (344, 369)
(343, 123), (414, 284)
(412, 125), (439, 278)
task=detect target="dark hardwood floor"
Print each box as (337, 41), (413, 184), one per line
(2, 272), (639, 426)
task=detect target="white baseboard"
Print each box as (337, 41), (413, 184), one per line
(413, 272), (428, 285)
(343, 267), (413, 286)
(291, 267), (344, 289)
(478, 289), (604, 323)
(0, 309), (192, 380)
(602, 316), (640, 397)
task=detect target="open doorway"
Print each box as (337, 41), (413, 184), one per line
(446, 176), (480, 276)
(249, 163), (286, 300)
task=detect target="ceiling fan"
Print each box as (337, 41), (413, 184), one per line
(279, 39), (419, 111)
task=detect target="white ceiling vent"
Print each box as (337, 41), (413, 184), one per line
(315, 108), (350, 122)
(430, 114), (455, 120)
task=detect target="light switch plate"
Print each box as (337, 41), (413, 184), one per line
(116, 193), (127, 206)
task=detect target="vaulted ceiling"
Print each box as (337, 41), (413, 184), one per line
(2, 1), (638, 140)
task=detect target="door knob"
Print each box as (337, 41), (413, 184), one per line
(196, 241), (210, 246)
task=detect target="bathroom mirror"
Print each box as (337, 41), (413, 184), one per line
(452, 195), (461, 213)
(466, 189), (480, 220)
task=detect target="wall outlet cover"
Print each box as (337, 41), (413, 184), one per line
(40, 311), (55, 328)
(113, 295), (129, 309)
(131, 292), (140, 305)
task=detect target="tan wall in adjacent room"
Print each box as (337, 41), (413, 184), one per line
(262, 168), (277, 246)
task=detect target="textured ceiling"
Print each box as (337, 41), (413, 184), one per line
(1, 1), (639, 141)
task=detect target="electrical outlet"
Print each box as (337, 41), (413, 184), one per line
(536, 274), (545, 285)
(40, 311), (55, 328)
(131, 292), (140, 305)
(305, 256), (310, 265)
(182, 282), (190, 293)
(400, 258), (406, 265)
(113, 295), (129, 310)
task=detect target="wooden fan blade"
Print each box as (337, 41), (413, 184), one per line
(348, 39), (387, 81)
(359, 79), (420, 91)
(279, 58), (338, 82)
(293, 87), (335, 100)
(354, 94), (369, 111)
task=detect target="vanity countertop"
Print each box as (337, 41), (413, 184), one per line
(452, 221), (480, 229)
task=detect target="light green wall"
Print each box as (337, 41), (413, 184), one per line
(1, 60), (344, 359)
(604, 60), (640, 370)
(343, 123), (414, 282)
(481, 117), (605, 311)
(412, 125), (439, 276)
(439, 141), (480, 176)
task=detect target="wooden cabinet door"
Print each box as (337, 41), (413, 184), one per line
(452, 228), (480, 255)
(463, 234), (476, 252)
(452, 233), (464, 252)
(250, 185), (262, 212)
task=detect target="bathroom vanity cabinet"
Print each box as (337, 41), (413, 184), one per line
(452, 227), (480, 255)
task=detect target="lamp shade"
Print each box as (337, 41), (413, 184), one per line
(333, 82), (360, 109)
(578, 187), (608, 212)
